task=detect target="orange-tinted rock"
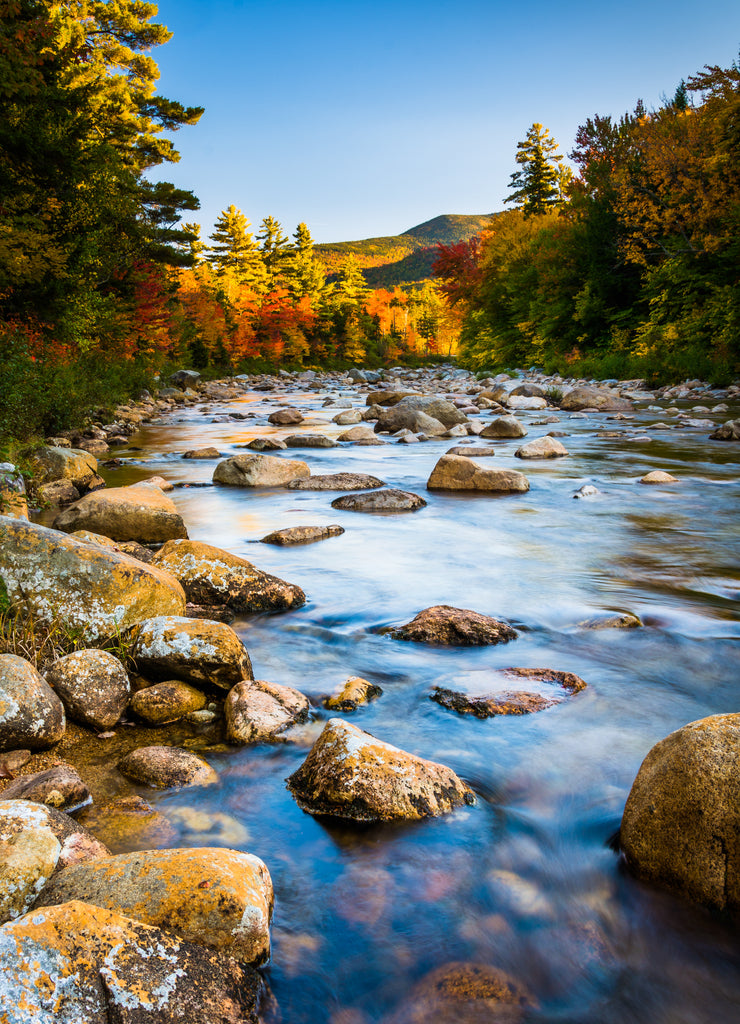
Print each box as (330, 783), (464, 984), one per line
(389, 606), (517, 646)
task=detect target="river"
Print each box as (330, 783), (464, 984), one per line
(74, 376), (740, 1023)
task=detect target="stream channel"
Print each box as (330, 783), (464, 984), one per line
(52, 379), (740, 1023)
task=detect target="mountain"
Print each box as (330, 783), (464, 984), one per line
(315, 213), (495, 288)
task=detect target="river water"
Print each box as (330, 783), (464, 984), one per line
(89, 380), (740, 1023)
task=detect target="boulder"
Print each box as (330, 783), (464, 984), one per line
(337, 424), (378, 441)
(0, 517), (185, 640)
(390, 395), (468, 428)
(169, 368), (201, 388)
(267, 407), (304, 425)
(36, 479), (80, 506)
(284, 433), (337, 448)
(333, 409), (364, 425)
(427, 455), (529, 493)
(287, 472), (385, 490)
(151, 539), (305, 612)
(260, 524), (344, 545)
(374, 406), (448, 436)
(117, 746), (218, 789)
(225, 679), (310, 744)
(620, 714), (740, 912)
(0, 799), (109, 869)
(383, 961), (533, 1024)
(25, 445), (99, 493)
(709, 418), (740, 440)
(480, 415), (527, 439)
(506, 395), (547, 410)
(430, 669), (586, 718)
(53, 482), (188, 543)
(1, 764), (90, 814)
(0, 654), (65, 752)
(325, 676), (382, 711)
(366, 389), (420, 406)
(0, 827), (60, 924)
(34, 846), (273, 965)
(559, 386), (632, 412)
(0, 464), (27, 519)
(132, 615), (253, 688)
(287, 718), (474, 822)
(515, 436), (569, 459)
(446, 446), (498, 457)
(389, 606), (518, 646)
(129, 681), (207, 724)
(331, 489), (427, 512)
(45, 649), (130, 731)
(0, 900), (264, 1024)
(213, 452), (310, 487)
(578, 612), (642, 630)
(242, 436), (287, 450)
(510, 383), (546, 398)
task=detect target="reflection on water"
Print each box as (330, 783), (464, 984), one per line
(87, 388), (740, 1021)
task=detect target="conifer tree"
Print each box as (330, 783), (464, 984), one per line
(257, 215), (293, 287)
(290, 222), (326, 302)
(505, 123), (566, 216)
(207, 205), (266, 290)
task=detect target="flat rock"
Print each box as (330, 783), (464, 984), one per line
(0, 900), (264, 1023)
(620, 713), (740, 912)
(53, 482), (188, 543)
(225, 679), (310, 744)
(152, 538), (305, 611)
(183, 447), (221, 459)
(133, 615), (253, 688)
(389, 606), (518, 646)
(117, 745), (218, 789)
(287, 718), (474, 822)
(506, 394), (547, 410)
(324, 676), (382, 711)
(260, 524), (344, 545)
(480, 416), (527, 439)
(288, 472), (385, 490)
(242, 436), (287, 450)
(430, 669), (586, 718)
(34, 846), (273, 965)
(515, 436), (569, 459)
(427, 455), (529, 493)
(1, 763), (90, 814)
(0, 654), (65, 752)
(46, 649), (130, 730)
(130, 681), (207, 724)
(337, 425), (378, 442)
(578, 612), (642, 630)
(213, 452), (310, 486)
(446, 446), (498, 457)
(284, 433), (338, 448)
(331, 488), (427, 512)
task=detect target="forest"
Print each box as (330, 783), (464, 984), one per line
(1, 1), (738, 443)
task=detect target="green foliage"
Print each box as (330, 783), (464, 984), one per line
(505, 123), (566, 216)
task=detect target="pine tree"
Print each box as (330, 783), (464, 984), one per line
(257, 215), (293, 287)
(207, 205), (266, 290)
(290, 222), (326, 302)
(504, 123), (566, 217)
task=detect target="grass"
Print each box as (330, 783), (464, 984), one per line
(0, 605), (139, 674)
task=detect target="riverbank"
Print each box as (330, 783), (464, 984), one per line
(1, 363), (739, 1023)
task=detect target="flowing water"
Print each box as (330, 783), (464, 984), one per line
(72, 383), (740, 1022)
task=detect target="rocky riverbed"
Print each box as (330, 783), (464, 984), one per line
(1, 363), (739, 1023)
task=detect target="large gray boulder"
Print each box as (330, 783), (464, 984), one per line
(374, 406), (448, 436)
(620, 713), (740, 912)
(559, 386), (632, 412)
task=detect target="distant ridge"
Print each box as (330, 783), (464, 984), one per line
(315, 213), (495, 288)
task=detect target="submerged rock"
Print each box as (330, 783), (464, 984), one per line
(331, 488), (427, 512)
(0, 900), (265, 1024)
(117, 745), (218, 789)
(578, 612), (642, 630)
(287, 718), (474, 822)
(430, 669), (586, 718)
(620, 713), (740, 913)
(260, 524), (344, 545)
(324, 676), (383, 712)
(33, 846), (274, 966)
(1, 763), (90, 814)
(383, 961), (534, 1024)
(151, 538), (305, 612)
(389, 606), (518, 646)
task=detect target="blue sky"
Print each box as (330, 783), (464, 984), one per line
(150, 0), (740, 243)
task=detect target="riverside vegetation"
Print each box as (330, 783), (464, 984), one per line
(0, 362), (739, 1022)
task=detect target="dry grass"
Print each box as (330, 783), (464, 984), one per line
(0, 607), (137, 673)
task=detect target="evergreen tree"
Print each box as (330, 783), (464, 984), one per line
(290, 222), (326, 302)
(207, 206), (266, 290)
(505, 123), (566, 216)
(257, 215), (293, 287)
